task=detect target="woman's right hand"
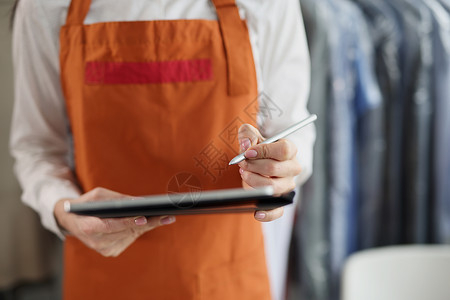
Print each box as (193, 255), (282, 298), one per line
(54, 187), (176, 257)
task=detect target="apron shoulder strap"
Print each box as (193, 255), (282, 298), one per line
(211, 0), (252, 96)
(211, 0), (237, 7)
(64, 0), (252, 96)
(65, 0), (92, 26)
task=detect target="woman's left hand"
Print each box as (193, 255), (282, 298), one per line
(237, 124), (302, 222)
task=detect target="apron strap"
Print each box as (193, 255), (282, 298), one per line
(211, 0), (251, 96)
(65, 0), (92, 26)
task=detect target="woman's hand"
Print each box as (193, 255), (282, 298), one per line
(54, 187), (175, 257)
(237, 124), (301, 222)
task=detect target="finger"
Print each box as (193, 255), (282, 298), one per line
(240, 169), (296, 194)
(74, 216), (133, 236)
(244, 139), (297, 161)
(241, 180), (252, 190)
(129, 215), (174, 227)
(238, 159), (301, 178)
(254, 207), (284, 222)
(146, 215), (177, 228)
(80, 187), (127, 202)
(238, 124), (264, 152)
(63, 209), (130, 236)
(80, 214), (175, 235)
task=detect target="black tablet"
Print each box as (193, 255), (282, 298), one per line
(65, 186), (294, 218)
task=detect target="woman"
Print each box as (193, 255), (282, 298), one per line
(10, 0), (314, 299)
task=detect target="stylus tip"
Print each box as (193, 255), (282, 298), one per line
(229, 156), (244, 165)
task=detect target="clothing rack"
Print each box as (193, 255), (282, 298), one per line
(291, 0), (450, 299)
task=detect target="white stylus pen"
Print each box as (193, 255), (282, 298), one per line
(228, 114), (318, 165)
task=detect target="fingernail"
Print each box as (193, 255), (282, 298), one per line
(161, 216), (176, 225)
(134, 217), (147, 226)
(240, 138), (251, 152)
(239, 168), (244, 174)
(255, 211), (267, 220)
(245, 149), (257, 158)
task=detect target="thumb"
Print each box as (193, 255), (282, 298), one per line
(238, 124), (264, 152)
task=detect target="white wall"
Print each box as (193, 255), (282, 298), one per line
(0, 0), (59, 289)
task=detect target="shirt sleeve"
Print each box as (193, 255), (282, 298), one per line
(245, 0), (316, 185)
(10, 0), (80, 239)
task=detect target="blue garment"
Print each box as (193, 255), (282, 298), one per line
(326, 0), (382, 297)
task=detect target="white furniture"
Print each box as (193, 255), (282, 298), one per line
(341, 245), (450, 300)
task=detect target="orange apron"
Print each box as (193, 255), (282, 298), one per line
(59, 0), (270, 299)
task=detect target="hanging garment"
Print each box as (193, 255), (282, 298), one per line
(387, 0), (434, 244)
(356, 0), (401, 249)
(294, 1), (449, 299)
(368, 1), (409, 246)
(352, 0), (399, 250)
(297, 1), (382, 299)
(401, 0), (434, 244)
(296, 0), (332, 300)
(59, 0), (271, 299)
(325, 0), (382, 297)
(425, 0), (450, 243)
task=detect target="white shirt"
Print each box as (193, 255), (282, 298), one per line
(10, 1), (314, 298)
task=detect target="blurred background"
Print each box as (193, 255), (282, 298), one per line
(0, 1), (62, 299)
(0, 0), (449, 300)
(289, 0), (450, 299)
